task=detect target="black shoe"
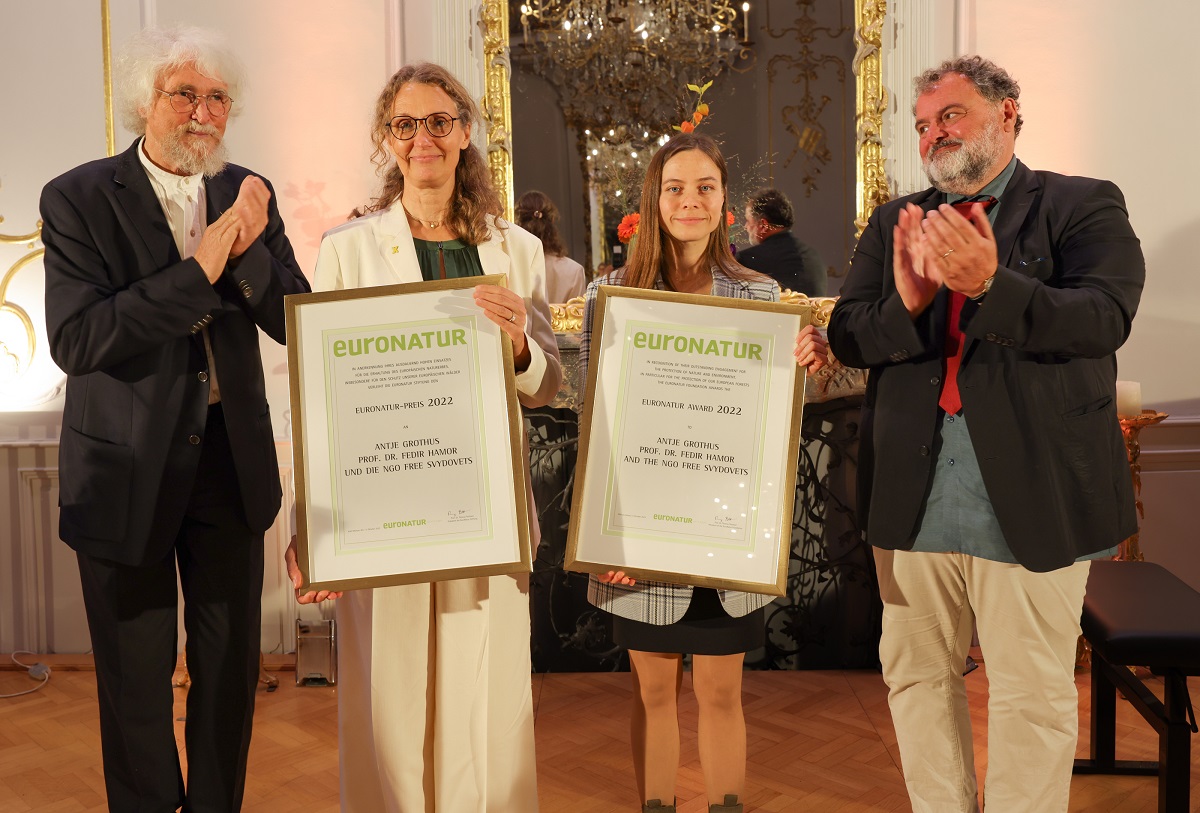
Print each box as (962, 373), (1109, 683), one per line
(709, 794), (744, 812)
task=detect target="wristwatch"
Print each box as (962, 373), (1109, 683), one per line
(970, 273), (995, 302)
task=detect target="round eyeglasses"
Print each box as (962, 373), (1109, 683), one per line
(388, 113), (458, 141)
(155, 88), (234, 118)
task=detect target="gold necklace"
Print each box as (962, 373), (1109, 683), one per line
(402, 204), (446, 230)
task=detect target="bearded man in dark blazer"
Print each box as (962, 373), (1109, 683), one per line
(828, 56), (1143, 813)
(40, 25), (310, 812)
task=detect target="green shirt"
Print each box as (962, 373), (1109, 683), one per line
(412, 237), (484, 281)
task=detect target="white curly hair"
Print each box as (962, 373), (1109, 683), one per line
(114, 25), (245, 135)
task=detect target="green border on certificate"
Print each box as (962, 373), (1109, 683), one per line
(286, 275), (532, 592)
(566, 285), (811, 596)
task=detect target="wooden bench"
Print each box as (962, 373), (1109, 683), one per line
(1073, 560), (1200, 812)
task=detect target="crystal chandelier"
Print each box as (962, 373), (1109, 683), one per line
(516, 0), (753, 135)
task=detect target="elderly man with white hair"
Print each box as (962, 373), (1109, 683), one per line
(40, 25), (309, 811)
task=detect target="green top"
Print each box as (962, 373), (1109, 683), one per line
(412, 237), (485, 281)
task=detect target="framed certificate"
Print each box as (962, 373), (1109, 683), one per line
(286, 275), (531, 592)
(565, 286), (810, 596)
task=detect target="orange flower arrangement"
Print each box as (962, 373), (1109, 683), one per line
(617, 213), (641, 244)
(673, 80), (713, 133)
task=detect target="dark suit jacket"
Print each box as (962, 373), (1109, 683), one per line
(41, 139), (311, 566)
(827, 160), (1144, 572)
(737, 231), (826, 296)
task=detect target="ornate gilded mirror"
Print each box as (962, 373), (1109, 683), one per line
(481, 0), (890, 283)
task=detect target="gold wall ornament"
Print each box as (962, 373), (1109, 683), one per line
(479, 0), (515, 221)
(776, 291), (866, 404)
(0, 217), (44, 381)
(550, 295), (586, 334)
(853, 0), (889, 236)
(764, 0), (852, 197)
(779, 291), (837, 327)
(101, 0), (115, 157)
(1116, 410), (1170, 562)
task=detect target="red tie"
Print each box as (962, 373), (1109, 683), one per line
(939, 290), (967, 415)
(938, 196), (998, 416)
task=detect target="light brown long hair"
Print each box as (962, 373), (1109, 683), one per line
(358, 63), (502, 246)
(621, 133), (766, 290)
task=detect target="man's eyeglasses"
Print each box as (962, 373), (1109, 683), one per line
(155, 88), (234, 118)
(388, 113), (458, 141)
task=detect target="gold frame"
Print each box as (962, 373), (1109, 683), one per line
(102, 0), (115, 157)
(565, 285), (811, 596)
(480, 0), (515, 221)
(854, 0), (890, 234)
(285, 275), (532, 592)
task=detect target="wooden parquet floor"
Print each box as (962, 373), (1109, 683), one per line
(1, 656), (1197, 811)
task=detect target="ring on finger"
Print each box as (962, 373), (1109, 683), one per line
(508, 310), (517, 323)
(941, 248), (955, 260)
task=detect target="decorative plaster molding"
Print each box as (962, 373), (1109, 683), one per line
(384, 0), (402, 76)
(881, 0), (942, 198)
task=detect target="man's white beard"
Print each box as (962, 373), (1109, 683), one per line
(922, 112), (1004, 195)
(161, 122), (229, 178)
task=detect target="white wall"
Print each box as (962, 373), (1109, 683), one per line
(967, 0), (1200, 418)
(969, 0), (1200, 589)
(0, 0), (488, 653)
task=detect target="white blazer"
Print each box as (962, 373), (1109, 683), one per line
(313, 203), (563, 542)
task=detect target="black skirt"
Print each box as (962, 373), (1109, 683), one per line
(613, 587), (766, 656)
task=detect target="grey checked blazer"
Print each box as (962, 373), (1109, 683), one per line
(580, 266), (781, 624)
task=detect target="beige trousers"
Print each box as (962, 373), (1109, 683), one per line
(337, 573), (539, 812)
(873, 548), (1090, 813)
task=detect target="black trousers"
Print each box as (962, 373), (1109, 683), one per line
(76, 405), (264, 812)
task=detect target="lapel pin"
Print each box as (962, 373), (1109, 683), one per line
(391, 245), (399, 254)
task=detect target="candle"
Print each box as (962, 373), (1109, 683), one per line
(742, 2), (751, 43)
(1116, 380), (1141, 417)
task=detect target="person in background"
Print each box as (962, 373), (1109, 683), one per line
(40, 25), (309, 811)
(516, 189), (587, 302)
(285, 62), (561, 812)
(580, 132), (828, 813)
(828, 55), (1144, 812)
(738, 188), (826, 296)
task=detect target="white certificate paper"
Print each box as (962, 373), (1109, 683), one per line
(567, 286), (809, 595)
(288, 276), (531, 591)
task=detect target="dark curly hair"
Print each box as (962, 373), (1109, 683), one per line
(913, 55), (1023, 137)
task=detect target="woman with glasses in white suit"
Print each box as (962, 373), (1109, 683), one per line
(285, 62), (560, 812)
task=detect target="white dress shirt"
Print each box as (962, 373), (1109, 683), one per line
(138, 138), (221, 403)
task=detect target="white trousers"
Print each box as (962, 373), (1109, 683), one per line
(873, 548), (1090, 813)
(337, 574), (539, 812)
